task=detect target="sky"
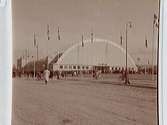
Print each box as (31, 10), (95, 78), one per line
(12, 0), (159, 65)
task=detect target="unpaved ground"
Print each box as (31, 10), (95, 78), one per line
(12, 79), (158, 125)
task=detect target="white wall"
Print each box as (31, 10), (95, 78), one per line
(0, 0), (12, 124)
(159, 0), (167, 125)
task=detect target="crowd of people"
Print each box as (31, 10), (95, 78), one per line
(13, 67), (136, 85)
(13, 68), (110, 84)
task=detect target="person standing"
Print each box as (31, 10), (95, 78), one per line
(43, 68), (50, 85)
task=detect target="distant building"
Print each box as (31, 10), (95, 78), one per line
(53, 38), (137, 73)
(16, 52), (63, 73)
(16, 39), (140, 74)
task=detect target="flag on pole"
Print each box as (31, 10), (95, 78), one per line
(81, 35), (84, 47)
(156, 19), (159, 28)
(91, 32), (93, 43)
(137, 57), (140, 62)
(153, 13), (159, 28)
(34, 33), (37, 47)
(27, 48), (29, 58)
(129, 21), (132, 28)
(153, 14), (157, 24)
(58, 26), (60, 40)
(120, 35), (123, 46)
(145, 36), (148, 48)
(22, 53), (24, 59)
(25, 49), (27, 58)
(47, 24), (50, 40)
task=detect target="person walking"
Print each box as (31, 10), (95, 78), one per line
(43, 68), (50, 85)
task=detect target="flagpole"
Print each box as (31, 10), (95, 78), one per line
(145, 64), (147, 75)
(145, 35), (148, 75)
(27, 48), (29, 78)
(37, 44), (38, 61)
(58, 51), (59, 71)
(156, 2), (160, 122)
(124, 21), (132, 85)
(33, 55), (35, 80)
(57, 26), (61, 72)
(36, 44), (38, 74)
(23, 49), (27, 78)
(33, 33), (36, 80)
(77, 41), (79, 69)
(27, 48), (29, 64)
(22, 51), (25, 75)
(46, 24), (50, 68)
(156, 14), (159, 78)
(90, 31), (94, 73)
(105, 41), (108, 66)
(152, 18), (155, 80)
(125, 23), (128, 84)
(82, 35), (84, 47)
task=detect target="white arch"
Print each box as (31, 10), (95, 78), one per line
(57, 38), (137, 70)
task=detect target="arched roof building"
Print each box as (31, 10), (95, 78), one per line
(53, 38), (137, 71)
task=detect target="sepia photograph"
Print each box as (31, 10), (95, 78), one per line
(12, 0), (159, 124)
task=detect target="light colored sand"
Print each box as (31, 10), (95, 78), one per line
(12, 79), (157, 125)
